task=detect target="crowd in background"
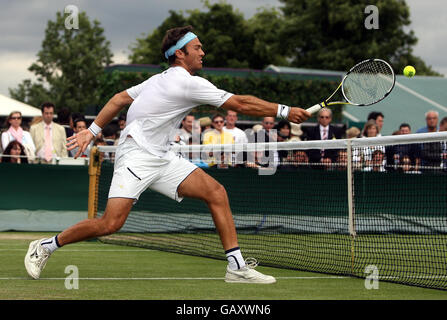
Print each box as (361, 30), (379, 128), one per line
(1, 101), (446, 173)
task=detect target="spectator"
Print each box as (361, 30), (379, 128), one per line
(223, 110), (248, 166)
(353, 120), (385, 170)
(385, 123), (421, 172)
(275, 120), (292, 164)
(186, 137), (209, 168)
(177, 114), (195, 145)
(1, 141), (28, 164)
(399, 154), (421, 174)
(440, 117), (447, 171)
(2, 111), (36, 161)
(417, 110), (439, 133)
(416, 112), (442, 170)
(346, 127), (361, 139)
(57, 107), (74, 138)
(69, 118), (90, 158)
(199, 116), (212, 134)
(336, 150), (348, 171)
(367, 111), (384, 136)
(306, 108), (342, 169)
(363, 149), (386, 172)
(290, 122), (303, 141)
(203, 114), (234, 167)
(223, 110), (248, 144)
(30, 102), (68, 163)
(102, 123), (118, 145)
(281, 150), (310, 170)
(117, 113), (126, 137)
(254, 117), (279, 168)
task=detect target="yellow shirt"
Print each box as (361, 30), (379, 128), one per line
(203, 130), (234, 166)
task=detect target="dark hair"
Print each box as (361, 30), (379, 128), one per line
(1, 141), (28, 163)
(399, 123), (411, 130)
(161, 25), (194, 65)
(440, 117), (447, 126)
(275, 120), (291, 138)
(41, 102), (55, 112)
(212, 113), (224, 122)
(73, 117), (87, 129)
(367, 111), (384, 121)
(118, 113), (127, 121)
(57, 107), (72, 125)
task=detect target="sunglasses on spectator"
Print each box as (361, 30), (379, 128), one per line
(10, 116), (22, 120)
(264, 122), (274, 125)
(319, 116), (330, 119)
(213, 120), (224, 124)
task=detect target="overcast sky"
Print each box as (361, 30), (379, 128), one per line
(0, 0), (445, 97)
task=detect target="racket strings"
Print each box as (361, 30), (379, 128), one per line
(342, 60), (394, 105)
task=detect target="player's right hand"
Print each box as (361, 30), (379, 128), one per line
(66, 129), (94, 159)
(288, 107), (311, 124)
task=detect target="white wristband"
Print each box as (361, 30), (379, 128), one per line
(88, 122), (102, 137)
(277, 104), (291, 119)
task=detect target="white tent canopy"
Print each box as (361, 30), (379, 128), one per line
(0, 94), (41, 117)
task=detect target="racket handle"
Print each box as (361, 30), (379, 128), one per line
(306, 104), (323, 115)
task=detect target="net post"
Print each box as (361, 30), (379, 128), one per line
(88, 146), (101, 219)
(346, 140), (356, 275)
(346, 140), (356, 237)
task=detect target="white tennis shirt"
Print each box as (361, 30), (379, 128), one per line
(120, 66), (233, 158)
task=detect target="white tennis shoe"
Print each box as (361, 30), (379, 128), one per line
(225, 260), (276, 284)
(24, 239), (52, 279)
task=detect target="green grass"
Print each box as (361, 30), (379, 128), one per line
(1, 232), (447, 300)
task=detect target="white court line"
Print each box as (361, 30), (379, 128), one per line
(0, 276), (348, 281)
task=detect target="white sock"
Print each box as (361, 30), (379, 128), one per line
(225, 247), (246, 270)
(40, 235), (61, 254)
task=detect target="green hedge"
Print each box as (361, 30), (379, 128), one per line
(98, 69), (343, 121)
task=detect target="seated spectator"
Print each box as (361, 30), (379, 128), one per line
(367, 111), (384, 136)
(363, 149), (386, 172)
(290, 123), (303, 141)
(336, 149), (348, 171)
(117, 113), (126, 138)
(275, 120), (292, 164)
(185, 137), (209, 168)
(69, 117), (90, 158)
(352, 120), (384, 170)
(346, 127), (360, 139)
(203, 114), (234, 166)
(440, 117), (447, 172)
(57, 107), (74, 138)
(1, 141), (28, 164)
(385, 123), (421, 171)
(399, 154), (421, 174)
(306, 108), (343, 169)
(2, 111), (36, 162)
(280, 150), (310, 170)
(417, 110), (439, 133)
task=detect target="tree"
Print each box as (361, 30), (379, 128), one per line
(9, 10), (113, 112)
(128, 1), (282, 69)
(278, 0), (440, 75)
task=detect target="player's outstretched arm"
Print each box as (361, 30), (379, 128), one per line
(67, 91), (133, 158)
(221, 95), (311, 124)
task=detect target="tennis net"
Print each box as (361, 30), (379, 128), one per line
(91, 131), (447, 290)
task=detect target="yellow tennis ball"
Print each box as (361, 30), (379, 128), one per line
(403, 65), (416, 78)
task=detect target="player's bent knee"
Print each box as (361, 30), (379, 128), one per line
(99, 215), (125, 235)
(206, 183), (228, 204)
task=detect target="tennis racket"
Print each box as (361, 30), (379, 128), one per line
(306, 58), (395, 114)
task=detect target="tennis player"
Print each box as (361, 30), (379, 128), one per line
(24, 25), (310, 284)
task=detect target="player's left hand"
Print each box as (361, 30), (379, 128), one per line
(66, 129), (94, 159)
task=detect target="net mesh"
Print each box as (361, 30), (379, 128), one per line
(95, 132), (447, 290)
(343, 59), (394, 105)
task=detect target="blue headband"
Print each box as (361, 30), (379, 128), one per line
(164, 32), (198, 59)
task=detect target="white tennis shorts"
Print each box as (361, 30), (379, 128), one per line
(108, 137), (198, 202)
